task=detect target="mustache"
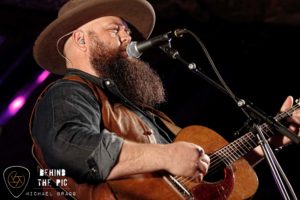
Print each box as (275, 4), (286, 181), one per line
(120, 42), (130, 52)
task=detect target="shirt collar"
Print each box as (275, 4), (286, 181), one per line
(64, 68), (104, 88)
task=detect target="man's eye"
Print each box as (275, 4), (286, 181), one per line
(126, 29), (132, 35)
(109, 27), (119, 34)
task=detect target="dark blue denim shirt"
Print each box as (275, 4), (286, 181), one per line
(31, 69), (170, 183)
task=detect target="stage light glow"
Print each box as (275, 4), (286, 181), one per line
(8, 95), (26, 115)
(0, 69), (50, 125)
(36, 70), (50, 84)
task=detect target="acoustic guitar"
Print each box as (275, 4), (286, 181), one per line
(106, 101), (299, 200)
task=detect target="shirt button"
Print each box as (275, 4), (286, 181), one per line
(104, 80), (111, 86)
(91, 167), (97, 173)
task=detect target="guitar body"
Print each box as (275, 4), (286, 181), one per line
(107, 125), (259, 200)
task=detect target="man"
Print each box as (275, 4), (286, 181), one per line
(30, 0), (300, 199)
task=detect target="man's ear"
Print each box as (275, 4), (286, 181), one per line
(72, 30), (87, 50)
(79, 38), (85, 44)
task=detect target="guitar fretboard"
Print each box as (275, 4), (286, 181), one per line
(210, 100), (299, 172)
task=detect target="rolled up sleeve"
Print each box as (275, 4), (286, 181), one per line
(32, 80), (123, 183)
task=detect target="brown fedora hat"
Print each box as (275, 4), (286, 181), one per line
(33, 0), (156, 75)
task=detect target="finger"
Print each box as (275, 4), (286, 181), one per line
(197, 156), (210, 175)
(280, 96), (293, 112)
(191, 171), (204, 183)
(288, 124), (298, 133)
(201, 154), (210, 165)
(288, 124), (300, 136)
(198, 172), (204, 182)
(289, 110), (300, 124)
(194, 146), (204, 156)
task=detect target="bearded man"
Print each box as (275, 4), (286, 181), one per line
(30, 0), (300, 199)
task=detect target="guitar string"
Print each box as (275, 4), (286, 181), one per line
(201, 103), (299, 178)
(210, 115), (284, 173)
(170, 130), (273, 192)
(168, 102), (299, 191)
(173, 124), (274, 185)
(211, 103), (297, 174)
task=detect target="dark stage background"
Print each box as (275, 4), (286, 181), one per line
(0, 0), (299, 199)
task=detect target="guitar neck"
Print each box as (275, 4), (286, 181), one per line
(213, 101), (299, 166)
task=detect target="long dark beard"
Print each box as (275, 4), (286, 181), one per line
(89, 33), (166, 108)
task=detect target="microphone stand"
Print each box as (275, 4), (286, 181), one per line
(159, 43), (300, 144)
(159, 43), (299, 199)
(255, 125), (298, 200)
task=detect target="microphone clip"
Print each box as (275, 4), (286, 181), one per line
(126, 28), (187, 58)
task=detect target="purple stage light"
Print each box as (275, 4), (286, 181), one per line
(36, 70), (50, 84)
(0, 69), (50, 125)
(0, 95), (27, 125)
(8, 95), (26, 116)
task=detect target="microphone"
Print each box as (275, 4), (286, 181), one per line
(126, 28), (187, 58)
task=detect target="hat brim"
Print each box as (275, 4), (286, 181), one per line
(33, 0), (155, 75)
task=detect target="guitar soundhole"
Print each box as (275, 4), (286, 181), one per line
(203, 167), (225, 183)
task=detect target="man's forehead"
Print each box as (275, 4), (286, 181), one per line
(90, 16), (129, 27)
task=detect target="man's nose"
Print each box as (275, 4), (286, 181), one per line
(119, 29), (132, 44)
